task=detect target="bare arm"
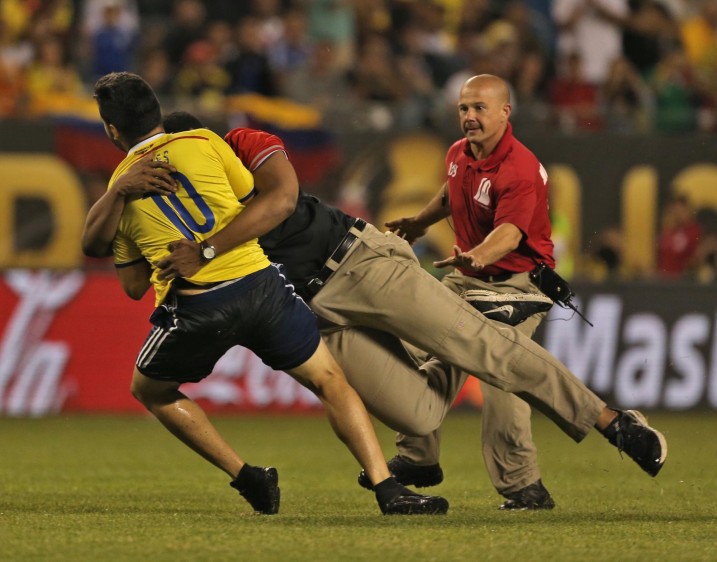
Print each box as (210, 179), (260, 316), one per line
(434, 223), (523, 272)
(210, 151), (298, 255)
(81, 159), (177, 257)
(384, 183), (451, 244)
(116, 260), (153, 300)
(156, 152), (299, 280)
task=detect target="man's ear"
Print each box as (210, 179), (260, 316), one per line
(108, 123), (120, 141)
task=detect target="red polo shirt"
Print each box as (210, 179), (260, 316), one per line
(224, 127), (286, 171)
(445, 122), (555, 277)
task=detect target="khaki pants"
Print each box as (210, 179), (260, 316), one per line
(310, 224), (605, 460)
(397, 269), (548, 494)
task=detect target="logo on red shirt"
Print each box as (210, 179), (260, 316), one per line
(474, 177), (492, 206)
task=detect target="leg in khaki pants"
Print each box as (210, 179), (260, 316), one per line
(397, 269), (548, 495)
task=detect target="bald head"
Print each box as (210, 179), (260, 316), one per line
(457, 74), (511, 158)
(461, 74), (511, 105)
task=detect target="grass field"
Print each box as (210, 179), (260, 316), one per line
(1, 411), (715, 562)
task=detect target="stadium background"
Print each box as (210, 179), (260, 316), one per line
(1, 0), (717, 416)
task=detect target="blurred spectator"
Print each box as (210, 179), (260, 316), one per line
(302, 0), (356, 71)
(622, 0), (681, 77)
(549, 51), (603, 132)
(88, 0), (137, 81)
(656, 194), (701, 278)
(552, 0), (630, 86)
(648, 46), (701, 132)
(353, 0), (392, 43)
(205, 20), (240, 66)
(162, 0), (207, 65)
(680, 0), (717, 69)
(175, 40), (230, 112)
(346, 33), (407, 110)
(250, 0), (286, 49)
(503, 0), (555, 58)
(482, 19), (522, 82)
(680, 0), (717, 126)
(454, 0), (496, 38)
(24, 0), (75, 41)
(267, 8), (313, 92)
(282, 39), (352, 125)
(511, 48), (551, 129)
(601, 55), (652, 132)
(409, 0), (455, 57)
(137, 48), (173, 98)
(392, 22), (440, 127)
(585, 225), (624, 280)
(224, 16), (277, 96)
(25, 34), (84, 114)
(81, 0), (138, 37)
(346, 32), (437, 130)
(0, 17), (30, 116)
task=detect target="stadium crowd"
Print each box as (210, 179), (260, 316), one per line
(1, 0), (716, 135)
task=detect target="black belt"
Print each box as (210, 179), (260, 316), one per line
(305, 218), (367, 298)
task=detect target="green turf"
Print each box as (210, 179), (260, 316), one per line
(1, 411), (715, 562)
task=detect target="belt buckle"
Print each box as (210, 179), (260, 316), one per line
(306, 277), (324, 296)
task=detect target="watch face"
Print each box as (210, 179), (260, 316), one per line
(202, 245), (216, 260)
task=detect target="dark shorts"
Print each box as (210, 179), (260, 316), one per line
(136, 264), (320, 383)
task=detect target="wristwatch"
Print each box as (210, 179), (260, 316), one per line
(199, 241), (216, 262)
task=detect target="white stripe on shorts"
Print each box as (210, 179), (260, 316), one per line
(136, 307), (179, 368)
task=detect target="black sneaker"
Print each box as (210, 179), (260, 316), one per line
(603, 409), (667, 477)
(230, 466), (280, 514)
(499, 479), (555, 510)
(358, 455), (444, 490)
(381, 491), (449, 515)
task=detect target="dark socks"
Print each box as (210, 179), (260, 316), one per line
(374, 476), (415, 507)
(230, 463), (258, 491)
(602, 410), (622, 440)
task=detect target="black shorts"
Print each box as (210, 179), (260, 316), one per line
(136, 264), (320, 383)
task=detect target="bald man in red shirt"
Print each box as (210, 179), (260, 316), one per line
(386, 74), (558, 509)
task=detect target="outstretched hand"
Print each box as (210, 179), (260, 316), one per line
(434, 245), (485, 272)
(114, 158), (177, 198)
(157, 239), (203, 281)
(384, 217), (427, 245)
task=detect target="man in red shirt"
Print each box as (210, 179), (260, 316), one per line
(386, 74), (558, 509)
(657, 195), (701, 278)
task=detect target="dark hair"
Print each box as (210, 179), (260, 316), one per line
(93, 72), (162, 144)
(163, 111), (205, 133)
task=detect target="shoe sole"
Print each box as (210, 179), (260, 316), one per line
(383, 496), (449, 515)
(499, 500), (556, 511)
(626, 410), (668, 476)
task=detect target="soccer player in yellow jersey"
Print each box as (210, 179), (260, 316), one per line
(81, 72), (449, 516)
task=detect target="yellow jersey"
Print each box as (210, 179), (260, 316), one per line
(110, 128), (270, 305)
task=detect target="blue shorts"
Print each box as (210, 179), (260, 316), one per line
(136, 264), (320, 383)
